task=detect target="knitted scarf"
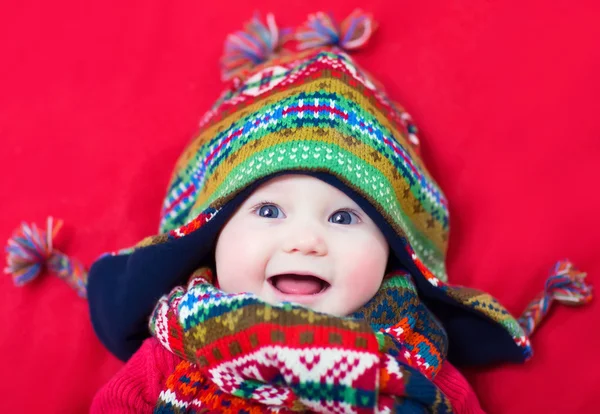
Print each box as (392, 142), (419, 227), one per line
(149, 268), (453, 413)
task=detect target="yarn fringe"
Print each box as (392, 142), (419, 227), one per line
(4, 217), (87, 298)
(296, 9), (377, 52)
(518, 260), (592, 337)
(221, 13), (292, 81)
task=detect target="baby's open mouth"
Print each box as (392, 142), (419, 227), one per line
(269, 274), (330, 295)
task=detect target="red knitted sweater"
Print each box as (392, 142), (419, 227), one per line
(91, 337), (485, 413)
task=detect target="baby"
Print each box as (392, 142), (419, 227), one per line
(91, 173), (485, 413)
(78, 11), (590, 414)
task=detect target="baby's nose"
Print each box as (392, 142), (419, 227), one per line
(281, 228), (328, 256)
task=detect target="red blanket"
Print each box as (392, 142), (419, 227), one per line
(1, 1), (598, 412)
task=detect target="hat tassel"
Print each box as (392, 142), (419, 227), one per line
(4, 217), (87, 298)
(221, 13), (292, 81)
(518, 260), (592, 337)
(296, 9), (377, 52)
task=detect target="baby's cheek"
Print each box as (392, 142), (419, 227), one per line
(340, 240), (388, 305)
(217, 262), (244, 293)
(344, 268), (381, 301)
(216, 243), (271, 295)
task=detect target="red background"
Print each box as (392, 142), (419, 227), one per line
(1, 1), (599, 412)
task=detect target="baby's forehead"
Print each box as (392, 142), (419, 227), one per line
(248, 174), (354, 202)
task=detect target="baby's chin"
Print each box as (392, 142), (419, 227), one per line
(257, 288), (358, 318)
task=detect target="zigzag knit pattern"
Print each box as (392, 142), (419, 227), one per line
(149, 268), (453, 413)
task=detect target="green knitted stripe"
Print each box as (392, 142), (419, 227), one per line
(291, 381), (376, 407)
(192, 141), (446, 281)
(179, 92), (446, 224)
(381, 274), (419, 292)
(197, 90), (429, 184)
(230, 378), (376, 407)
(501, 317), (524, 338)
(231, 379), (264, 399)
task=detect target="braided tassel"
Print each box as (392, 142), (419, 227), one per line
(518, 260), (592, 336)
(4, 217), (87, 298)
(221, 13), (292, 81)
(296, 9), (377, 51)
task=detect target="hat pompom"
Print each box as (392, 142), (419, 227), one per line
(221, 13), (292, 81)
(4, 217), (87, 298)
(296, 9), (377, 52)
(518, 260), (592, 336)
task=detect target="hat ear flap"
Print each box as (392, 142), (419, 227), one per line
(389, 243), (530, 366)
(415, 281), (530, 366)
(88, 225), (218, 361)
(408, 258), (592, 366)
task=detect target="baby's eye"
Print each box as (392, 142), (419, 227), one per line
(257, 204), (284, 219)
(329, 210), (360, 225)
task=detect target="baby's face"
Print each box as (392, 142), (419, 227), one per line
(214, 175), (389, 316)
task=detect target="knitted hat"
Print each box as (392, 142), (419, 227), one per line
(5, 11), (591, 364)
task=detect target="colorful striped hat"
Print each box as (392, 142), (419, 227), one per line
(5, 10), (591, 364)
